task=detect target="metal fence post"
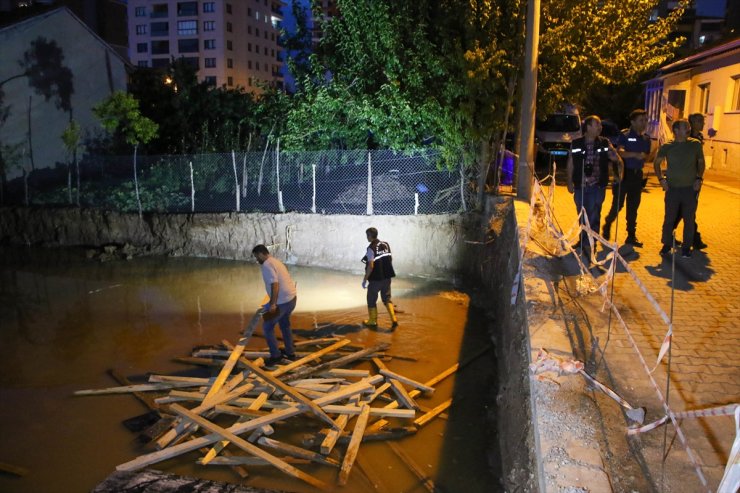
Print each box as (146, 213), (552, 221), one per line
(276, 138), (284, 213)
(459, 162), (467, 212)
(189, 160), (195, 212)
(311, 163), (317, 213)
(414, 192), (419, 215)
(231, 150), (240, 212)
(366, 151), (373, 215)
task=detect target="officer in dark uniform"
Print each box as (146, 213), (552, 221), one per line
(603, 109), (654, 247)
(361, 227), (398, 329)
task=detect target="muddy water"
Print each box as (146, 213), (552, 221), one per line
(0, 246), (499, 493)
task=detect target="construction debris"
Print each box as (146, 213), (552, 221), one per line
(76, 309), (461, 490)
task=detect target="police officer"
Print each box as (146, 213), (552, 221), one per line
(566, 115), (623, 257)
(603, 109), (654, 246)
(361, 227), (398, 329)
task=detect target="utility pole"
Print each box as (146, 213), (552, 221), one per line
(516, 0), (541, 201)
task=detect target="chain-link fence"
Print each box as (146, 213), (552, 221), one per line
(2, 148), (474, 215)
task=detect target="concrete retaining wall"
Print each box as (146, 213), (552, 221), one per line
(0, 207), (465, 279)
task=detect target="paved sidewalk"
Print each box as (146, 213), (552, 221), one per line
(518, 168), (739, 492)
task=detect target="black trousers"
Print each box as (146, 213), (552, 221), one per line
(673, 191), (702, 243)
(604, 168), (643, 237)
(366, 278), (392, 308)
(662, 186), (697, 247)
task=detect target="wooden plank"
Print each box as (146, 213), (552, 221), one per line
(117, 377), (381, 472)
(414, 399), (452, 428)
(293, 337), (340, 347)
(284, 343), (389, 382)
(238, 357), (339, 430)
(258, 437), (340, 467)
(378, 369), (435, 395)
(338, 404), (370, 486)
(323, 405), (414, 419)
(202, 392), (270, 465)
(172, 356), (223, 367)
(0, 462), (29, 477)
(169, 404), (329, 491)
(107, 369), (160, 412)
(388, 379), (419, 411)
(74, 382), (196, 395)
(322, 368), (370, 378)
(197, 456), (311, 466)
(270, 339), (353, 378)
(320, 414), (349, 455)
(387, 441), (435, 493)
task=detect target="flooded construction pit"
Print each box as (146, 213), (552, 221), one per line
(0, 246), (502, 493)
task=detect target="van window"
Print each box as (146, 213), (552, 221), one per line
(536, 114), (580, 132)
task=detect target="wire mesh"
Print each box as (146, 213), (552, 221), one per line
(3, 148), (471, 215)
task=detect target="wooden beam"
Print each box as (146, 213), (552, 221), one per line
(202, 392), (270, 465)
(117, 377), (381, 472)
(168, 404), (329, 491)
(414, 399), (452, 428)
(321, 368), (370, 378)
(320, 414), (349, 455)
(258, 437), (340, 467)
(74, 382), (197, 395)
(107, 369), (160, 412)
(283, 344), (389, 382)
(338, 404), (370, 486)
(378, 369), (435, 395)
(197, 456), (311, 466)
(387, 442), (435, 493)
(270, 339), (352, 378)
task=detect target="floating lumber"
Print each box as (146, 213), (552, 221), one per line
(202, 392), (271, 465)
(320, 414), (349, 455)
(197, 456), (311, 466)
(74, 381), (198, 395)
(378, 369), (435, 395)
(0, 462), (29, 477)
(284, 343), (389, 383)
(414, 399), (452, 428)
(387, 441), (435, 493)
(270, 339), (353, 378)
(372, 358), (419, 411)
(258, 437), (340, 467)
(321, 369), (370, 378)
(117, 377), (381, 472)
(107, 369), (160, 412)
(172, 356), (223, 367)
(238, 357), (339, 430)
(338, 404), (370, 486)
(293, 337), (340, 347)
(169, 404), (330, 491)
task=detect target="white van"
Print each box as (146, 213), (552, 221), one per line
(535, 113), (582, 171)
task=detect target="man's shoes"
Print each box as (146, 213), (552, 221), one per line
(659, 244), (671, 256)
(281, 349), (297, 361)
(625, 236), (643, 248)
(681, 248), (692, 258)
(693, 238), (708, 250)
(264, 356), (283, 368)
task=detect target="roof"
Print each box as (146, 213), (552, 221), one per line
(0, 6), (130, 68)
(657, 37), (740, 75)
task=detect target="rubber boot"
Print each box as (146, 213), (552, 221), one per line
(384, 302), (398, 329)
(363, 307), (378, 328)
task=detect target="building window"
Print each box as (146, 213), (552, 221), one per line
(248, 77), (252, 87)
(204, 20), (215, 31)
(271, 33), (275, 41)
(204, 39), (216, 49)
(150, 22), (169, 36)
(255, 44), (260, 53)
(732, 76), (740, 112)
(182, 57), (199, 69)
(255, 11), (260, 20)
(255, 62), (259, 70)
(205, 58), (216, 68)
(135, 24), (147, 35)
(178, 39), (199, 53)
(256, 28), (260, 37)
(151, 4), (168, 18)
(264, 31), (268, 39)
(227, 58), (233, 68)
(151, 40), (170, 55)
(271, 48), (275, 57)
(248, 61), (252, 69)
(177, 2), (198, 16)
(248, 43), (252, 52)
(205, 76), (217, 86)
(248, 8), (252, 16)
(264, 46), (268, 55)
(178, 20), (197, 35)
(137, 42), (148, 53)
(137, 60), (149, 67)
(152, 58), (170, 68)
(697, 83), (710, 114)
(226, 3), (232, 14)
(203, 2), (215, 13)
(227, 76), (233, 86)
(227, 40), (233, 50)
(226, 22), (232, 33)
(248, 26), (252, 34)
(135, 6), (146, 17)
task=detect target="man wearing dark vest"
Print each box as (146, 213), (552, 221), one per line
(566, 115), (623, 256)
(602, 109), (654, 246)
(655, 119), (705, 258)
(361, 227), (398, 329)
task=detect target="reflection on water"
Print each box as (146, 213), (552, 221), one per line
(0, 246), (498, 493)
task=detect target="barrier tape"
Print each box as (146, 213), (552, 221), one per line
(628, 404), (740, 435)
(718, 406), (740, 493)
(516, 175), (712, 490)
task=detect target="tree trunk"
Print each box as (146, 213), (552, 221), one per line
(74, 148), (80, 206)
(133, 144), (142, 219)
(476, 138), (492, 210)
(27, 96), (35, 171)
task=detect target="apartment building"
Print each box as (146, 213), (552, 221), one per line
(127, 0), (284, 92)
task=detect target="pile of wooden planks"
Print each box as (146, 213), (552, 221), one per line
(75, 310), (460, 491)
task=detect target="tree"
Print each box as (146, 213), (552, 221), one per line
(61, 119), (82, 206)
(93, 91), (158, 218)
